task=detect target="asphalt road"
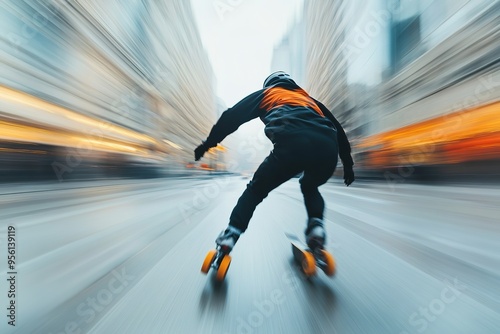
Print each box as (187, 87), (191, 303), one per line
(1, 176), (499, 334)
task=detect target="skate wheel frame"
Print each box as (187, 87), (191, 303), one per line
(301, 251), (316, 277)
(216, 254), (231, 281)
(201, 249), (217, 274)
(288, 234), (336, 278)
(319, 249), (336, 276)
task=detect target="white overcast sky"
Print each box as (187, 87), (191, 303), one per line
(190, 0), (304, 107)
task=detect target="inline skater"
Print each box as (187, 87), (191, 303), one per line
(195, 71), (354, 254)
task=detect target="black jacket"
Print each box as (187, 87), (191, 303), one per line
(204, 79), (353, 167)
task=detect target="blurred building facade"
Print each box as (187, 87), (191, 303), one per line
(0, 0), (216, 180)
(272, 0), (500, 178)
(304, 0), (349, 123)
(271, 18), (306, 87)
(379, 0), (499, 130)
(360, 0), (500, 175)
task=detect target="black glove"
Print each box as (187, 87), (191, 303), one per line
(194, 142), (209, 161)
(343, 166), (355, 186)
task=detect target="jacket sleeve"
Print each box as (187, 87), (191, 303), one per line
(204, 90), (265, 148)
(312, 98), (354, 167)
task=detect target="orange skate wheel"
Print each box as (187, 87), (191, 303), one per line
(302, 251), (316, 277)
(216, 254), (231, 281)
(320, 250), (336, 276)
(201, 249), (217, 274)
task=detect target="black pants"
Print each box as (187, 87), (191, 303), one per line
(229, 129), (338, 232)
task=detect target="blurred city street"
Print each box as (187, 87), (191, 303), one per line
(1, 177), (499, 333)
(1, 0), (500, 333)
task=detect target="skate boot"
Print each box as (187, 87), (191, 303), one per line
(305, 218), (326, 251)
(215, 226), (242, 254)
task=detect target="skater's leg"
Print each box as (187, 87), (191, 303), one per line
(299, 139), (338, 249)
(299, 158), (337, 219)
(300, 171), (332, 249)
(300, 180), (325, 219)
(229, 152), (301, 233)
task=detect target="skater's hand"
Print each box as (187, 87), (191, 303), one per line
(194, 142), (208, 161)
(343, 166), (355, 186)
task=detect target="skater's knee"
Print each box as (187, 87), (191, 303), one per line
(300, 182), (318, 195)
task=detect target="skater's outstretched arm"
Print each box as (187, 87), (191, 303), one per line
(195, 90), (265, 160)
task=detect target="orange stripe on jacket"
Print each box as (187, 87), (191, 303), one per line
(260, 87), (324, 117)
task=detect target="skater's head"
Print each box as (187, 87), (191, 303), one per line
(263, 71), (295, 88)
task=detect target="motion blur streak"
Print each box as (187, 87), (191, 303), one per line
(0, 0), (216, 181)
(0, 85), (156, 149)
(359, 101), (500, 166)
